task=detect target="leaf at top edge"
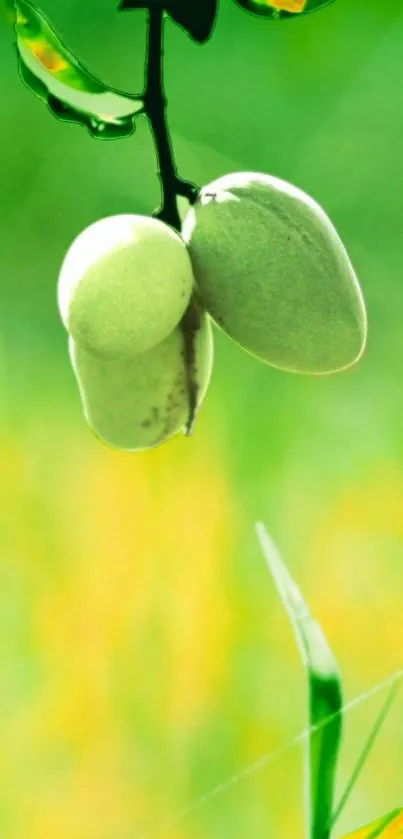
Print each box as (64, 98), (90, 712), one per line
(119, 0), (218, 44)
(232, 0), (335, 20)
(165, 0), (218, 44)
(12, 0), (143, 139)
(340, 808), (403, 839)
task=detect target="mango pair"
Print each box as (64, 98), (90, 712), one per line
(58, 172), (367, 451)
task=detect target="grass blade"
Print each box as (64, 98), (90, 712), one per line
(331, 676), (401, 830)
(340, 808), (403, 839)
(255, 523), (343, 839)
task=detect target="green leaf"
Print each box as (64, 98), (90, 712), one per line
(119, 0), (218, 44)
(165, 0), (218, 44)
(12, 0), (143, 139)
(340, 809), (403, 839)
(256, 523), (343, 839)
(232, 0), (335, 21)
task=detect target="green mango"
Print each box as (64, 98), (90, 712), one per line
(58, 214), (194, 361)
(68, 305), (214, 451)
(182, 171), (367, 375)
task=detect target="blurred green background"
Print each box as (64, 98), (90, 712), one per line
(1, 0), (403, 837)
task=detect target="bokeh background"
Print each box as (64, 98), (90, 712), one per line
(1, 0), (403, 836)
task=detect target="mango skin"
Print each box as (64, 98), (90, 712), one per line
(58, 214), (194, 361)
(68, 309), (214, 451)
(182, 171), (367, 375)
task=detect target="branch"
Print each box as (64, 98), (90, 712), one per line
(142, 8), (199, 230)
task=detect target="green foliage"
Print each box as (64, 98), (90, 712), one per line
(12, 0), (143, 138)
(256, 528), (403, 839)
(341, 809), (403, 839)
(182, 171), (367, 375)
(256, 523), (342, 839)
(331, 683), (400, 833)
(232, 0), (335, 20)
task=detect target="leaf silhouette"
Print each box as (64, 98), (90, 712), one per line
(119, 0), (218, 44)
(12, 0), (143, 139)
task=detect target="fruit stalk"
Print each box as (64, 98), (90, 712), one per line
(143, 7), (198, 230)
(143, 7), (203, 435)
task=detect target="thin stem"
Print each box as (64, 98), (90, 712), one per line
(329, 677), (401, 831)
(143, 8), (199, 230)
(141, 8), (201, 434)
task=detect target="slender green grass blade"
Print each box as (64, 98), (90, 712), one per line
(331, 676), (401, 830)
(340, 808), (403, 839)
(255, 523), (343, 839)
